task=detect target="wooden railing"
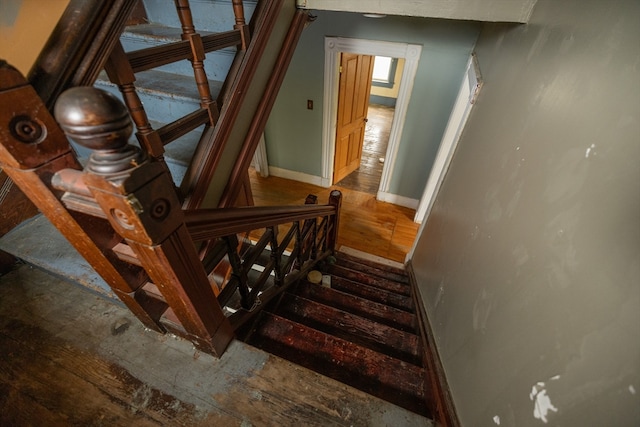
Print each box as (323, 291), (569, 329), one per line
(48, 85), (341, 352)
(0, 0), (322, 357)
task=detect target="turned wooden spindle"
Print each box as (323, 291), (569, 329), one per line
(174, 0), (218, 124)
(232, 0), (249, 50)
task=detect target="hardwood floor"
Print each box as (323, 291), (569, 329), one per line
(0, 266), (431, 426)
(335, 104), (394, 195)
(249, 166), (419, 264)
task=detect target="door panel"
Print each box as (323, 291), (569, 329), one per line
(333, 53), (374, 183)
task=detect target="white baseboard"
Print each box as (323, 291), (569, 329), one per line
(377, 191), (419, 210)
(339, 246), (405, 269)
(268, 166), (328, 187)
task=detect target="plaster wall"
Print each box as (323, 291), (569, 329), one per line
(0, 0), (69, 75)
(265, 11), (479, 199)
(411, 0), (640, 424)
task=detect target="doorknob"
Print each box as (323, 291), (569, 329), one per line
(364, 118), (368, 122)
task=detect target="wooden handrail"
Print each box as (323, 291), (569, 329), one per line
(185, 204), (337, 241)
(29, 0), (138, 110)
(126, 30), (242, 73)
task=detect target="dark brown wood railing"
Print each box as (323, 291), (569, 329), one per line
(0, 0), (322, 358)
(51, 85), (341, 351)
(29, 0), (139, 110)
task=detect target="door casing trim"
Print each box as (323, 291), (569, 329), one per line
(322, 37), (422, 192)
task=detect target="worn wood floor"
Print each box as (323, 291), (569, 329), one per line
(0, 265), (431, 426)
(335, 104), (394, 195)
(250, 169), (419, 264)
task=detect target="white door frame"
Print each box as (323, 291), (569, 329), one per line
(408, 53), (482, 258)
(321, 37), (422, 193)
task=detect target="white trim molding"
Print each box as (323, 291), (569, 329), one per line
(408, 53), (482, 260)
(377, 191), (419, 210)
(322, 37), (422, 198)
(268, 166), (327, 187)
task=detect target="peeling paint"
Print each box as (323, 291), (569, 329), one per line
(529, 382), (558, 424)
(493, 415), (501, 425)
(585, 143), (596, 158)
(629, 385), (636, 395)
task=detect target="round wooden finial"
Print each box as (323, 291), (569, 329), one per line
(54, 87), (144, 175)
(54, 86), (132, 151)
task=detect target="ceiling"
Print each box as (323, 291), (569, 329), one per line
(296, 0), (538, 23)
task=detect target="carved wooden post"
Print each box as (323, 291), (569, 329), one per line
(0, 61), (163, 332)
(55, 86), (233, 356)
(327, 190), (342, 253)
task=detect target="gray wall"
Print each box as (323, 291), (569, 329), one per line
(265, 11), (479, 199)
(411, 0), (640, 425)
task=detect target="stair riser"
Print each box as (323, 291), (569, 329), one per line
(142, 0), (257, 33)
(296, 283), (417, 333)
(331, 276), (415, 312)
(327, 265), (412, 297)
(335, 257), (409, 284)
(120, 35), (236, 81)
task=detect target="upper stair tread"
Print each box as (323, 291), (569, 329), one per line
(249, 311), (430, 417)
(277, 292), (421, 365)
(295, 282), (416, 333)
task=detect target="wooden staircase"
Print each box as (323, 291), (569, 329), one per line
(240, 251), (433, 418)
(0, 1), (440, 423)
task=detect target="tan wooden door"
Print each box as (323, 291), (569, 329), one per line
(333, 53), (374, 183)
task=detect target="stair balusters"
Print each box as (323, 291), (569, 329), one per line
(175, 0), (219, 125)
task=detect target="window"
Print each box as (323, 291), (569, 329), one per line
(372, 56), (398, 88)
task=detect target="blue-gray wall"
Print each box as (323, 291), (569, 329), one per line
(265, 11), (480, 199)
(412, 0), (640, 424)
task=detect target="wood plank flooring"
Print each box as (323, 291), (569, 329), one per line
(250, 167), (419, 263)
(0, 265), (432, 426)
(335, 104), (394, 195)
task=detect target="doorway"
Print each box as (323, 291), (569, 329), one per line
(321, 37), (422, 204)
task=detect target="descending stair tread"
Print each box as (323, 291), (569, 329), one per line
(251, 312), (429, 416)
(295, 283), (416, 333)
(328, 276), (414, 312)
(334, 255), (409, 284)
(277, 293), (421, 365)
(325, 264), (411, 297)
(335, 251), (408, 277)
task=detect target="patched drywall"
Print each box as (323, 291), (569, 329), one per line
(411, 0), (640, 424)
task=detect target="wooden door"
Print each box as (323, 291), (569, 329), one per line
(333, 53), (374, 183)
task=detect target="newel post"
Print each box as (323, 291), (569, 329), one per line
(327, 190), (342, 253)
(54, 87), (233, 356)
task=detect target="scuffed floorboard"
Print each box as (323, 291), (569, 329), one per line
(0, 265), (432, 426)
